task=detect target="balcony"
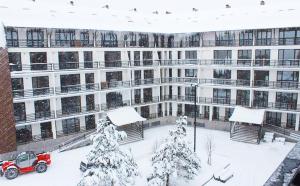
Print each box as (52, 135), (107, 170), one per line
(101, 61), (130, 68)
(253, 80), (300, 90)
(101, 100), (130, 111)
(15, 111), (55, 125)
(13, 87), (54, 99)
(50, 40), (94, 47)
(56, 105), (100, 118)
(101, 81), (131, 90)
(253, 101), (300, 111)
(56, 83), (100, 94)
(199, 79), (251, 87)
(131, 96), (160, 106)
(131, 78), (160, 87)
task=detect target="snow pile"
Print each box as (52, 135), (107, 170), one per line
(148, 116), (201, 185)
(78, 118), (139, 186)
(0, 21), (6, 48)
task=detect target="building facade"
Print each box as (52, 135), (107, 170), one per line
(3, 26), (300, 148)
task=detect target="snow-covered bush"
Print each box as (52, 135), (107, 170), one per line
(147, 116), (201, 186)
(78, 118), (139, 186)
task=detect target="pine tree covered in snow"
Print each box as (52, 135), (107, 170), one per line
(78, 118), (139, 186)
(147, 116), (201, 186)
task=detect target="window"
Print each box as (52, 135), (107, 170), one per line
(80, 31), (91, 46)
(188, 33), (200, 47)
(8, 52), (22, 71)
(184, 104), (199, 117)
(34, 99), (51, 119)
(254, 71), (269, 86)
(30, 52), (47, 70)
(237, 70), (250, 86)
(40, 122), (53, 139)
(225, 108), (234, 121)
(134, 89), (141, 104)
(141, 106), (150, 118)
(215, 31), (235, 46)
(27, 29), (44, 47)
(62, 118), (80, 134)
(143, 51), (153, 66)
(287, 113), (296, 129)
(101, 32), (118, 47)
(55, 29), (75, 47)
(279, 28), (300, 45)
(255, 49), (270, 66)
(129, 32), (137, 46)
(60, 74), (80, 92)
(253, 91), (268, 107)
(213, 69), (231, 79)
(275, 92), (297, 110)
(106, 71), (122, 82)
(143, 88), (153, 102)
(11, 78), (24, 97)
(266, 112), (281, 126)
(185, 87), (196, 101)
(32, 76), (49, 95)
(104, 51), (121, 67)
(255, 29), (272, 46)
(5, 27), (18, 47)
(138, 33), (149, 47)
(212, 107), (219, 120)
(167, 35), (174, 48)
(106, 92), (123, 109)
(58, 52), (79, 69)
(85, 73), (95, 89)
(278, 49), (300, 66)
(213, 89), (231, 104)
(239, 30), (253, 46)
(14, 102), (26, 122)
(144, 70), (154, 79)
(236, 90), (250, 106)
(61, 96), (81, 114)
(237, 50), (252, 65)
(85, 115), (96, 130)
(213, 50), (232, 64)
(185, 69), (197, 77)
(134, 51), (140, 66)
(276, 71), (299, 88)
(86, 94), (95, 111)
(84, 51), (93, 68)
(16, 126), (32, 143)
(185, 50), (197, 59)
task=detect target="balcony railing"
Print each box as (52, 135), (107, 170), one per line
(56, 83), (100, 94)
(253, 101), (300, 111)
(15, 111), (55, 124)
(131, 78), (160, 87)
(101, 100), (130, 111)
(132, 96), (160, 105)
(13, 87), (54, 99)
(57, 105), (100, 118)
(101, 81), (131, 90)
(253, 80), (300, 89)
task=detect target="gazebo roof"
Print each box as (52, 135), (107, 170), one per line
(107, 106), (146, 126)
(229, 106), (265, 125)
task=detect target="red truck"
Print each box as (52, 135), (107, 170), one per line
(0, 151), (51, 180)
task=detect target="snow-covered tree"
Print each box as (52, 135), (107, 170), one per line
(147, 116), (201, 186)
(78, 118), (139, 186)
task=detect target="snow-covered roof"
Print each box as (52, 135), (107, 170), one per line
(229, 106), (265, 125)
(107, 106), (146, 126)
(0, 0), (299, 33)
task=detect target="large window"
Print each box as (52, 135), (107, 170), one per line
(237, 70), (250, 86)
(142, 51), (153, 65)
(61, 96), (81, 114)
(188, 33), (200, 47)
(8, 52), (22, 71)
(86, 94), (95, 111)
(215, 31), (235, 46)
(14, 102), (26, 122)
(167, 35), (174, 48)
(237, 50), (252, 65)
(278, 49), (300, 66)
(55, 29), (75, 47)
(16, 126), (32, 144)
(239, 30), (253, 46)
(58, 52), (79, 69)
(106, 92), (123, 109)
(255, 29), (272, 45)
(11, 78), (24, 97)
(236, 90), (250, 106)
(60, 74), (80, 92)
(287, 113), (296, 129)
(84, 51), (93, 68)
(101, 32), (118, 47)
(30, 52), (47, 70)
(277, 71), (299, 82)
(32, 76), (49, 95)
(138, 34), (149, 47)
(104, 51), (121, 67)
(134, 51), (140, 66)
(106, 71), (122, 82)
(5, 27), (18, 47)
(85, 115), (96, 130)
(80, 31), (92, 47)
(279, 28), (300, 45)
(185, 69), (197, 77)
(27, 29), (44, 47)
(255, 49), (270, 66)
(213, 88), (231, 104)
(253, 91), (268, 107)
(143, 88), (153, 102)
(185, 50), (197, 59)
(144, 70), (154, 79)
(254, 71), (269, 86)
(275, 92), (297, 110)
(213, 69), (231, 79)
(34, 99), (51, 119)
(266, 112), (281, 126)
(213, 50), (232, 64)
(62, 118), (80, 135)
(128, 32), (137, 47)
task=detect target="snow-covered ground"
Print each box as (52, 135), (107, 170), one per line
(1, 125), (294, 186)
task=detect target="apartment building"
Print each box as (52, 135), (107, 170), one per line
(1, 26), (298, 149)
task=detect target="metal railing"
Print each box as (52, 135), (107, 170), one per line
(56, 105), (100, 118)
(15, 111), (55, 124)
(13, 87), (54, 99)
(100, 81), (131, 90)
(131, 78), (160, 87)
(100, 101), (130, 111)
(56, 83), (100, 94)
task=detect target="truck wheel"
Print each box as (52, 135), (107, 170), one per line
(36, 163), (47, 173)
(5, 168), (19, 180)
